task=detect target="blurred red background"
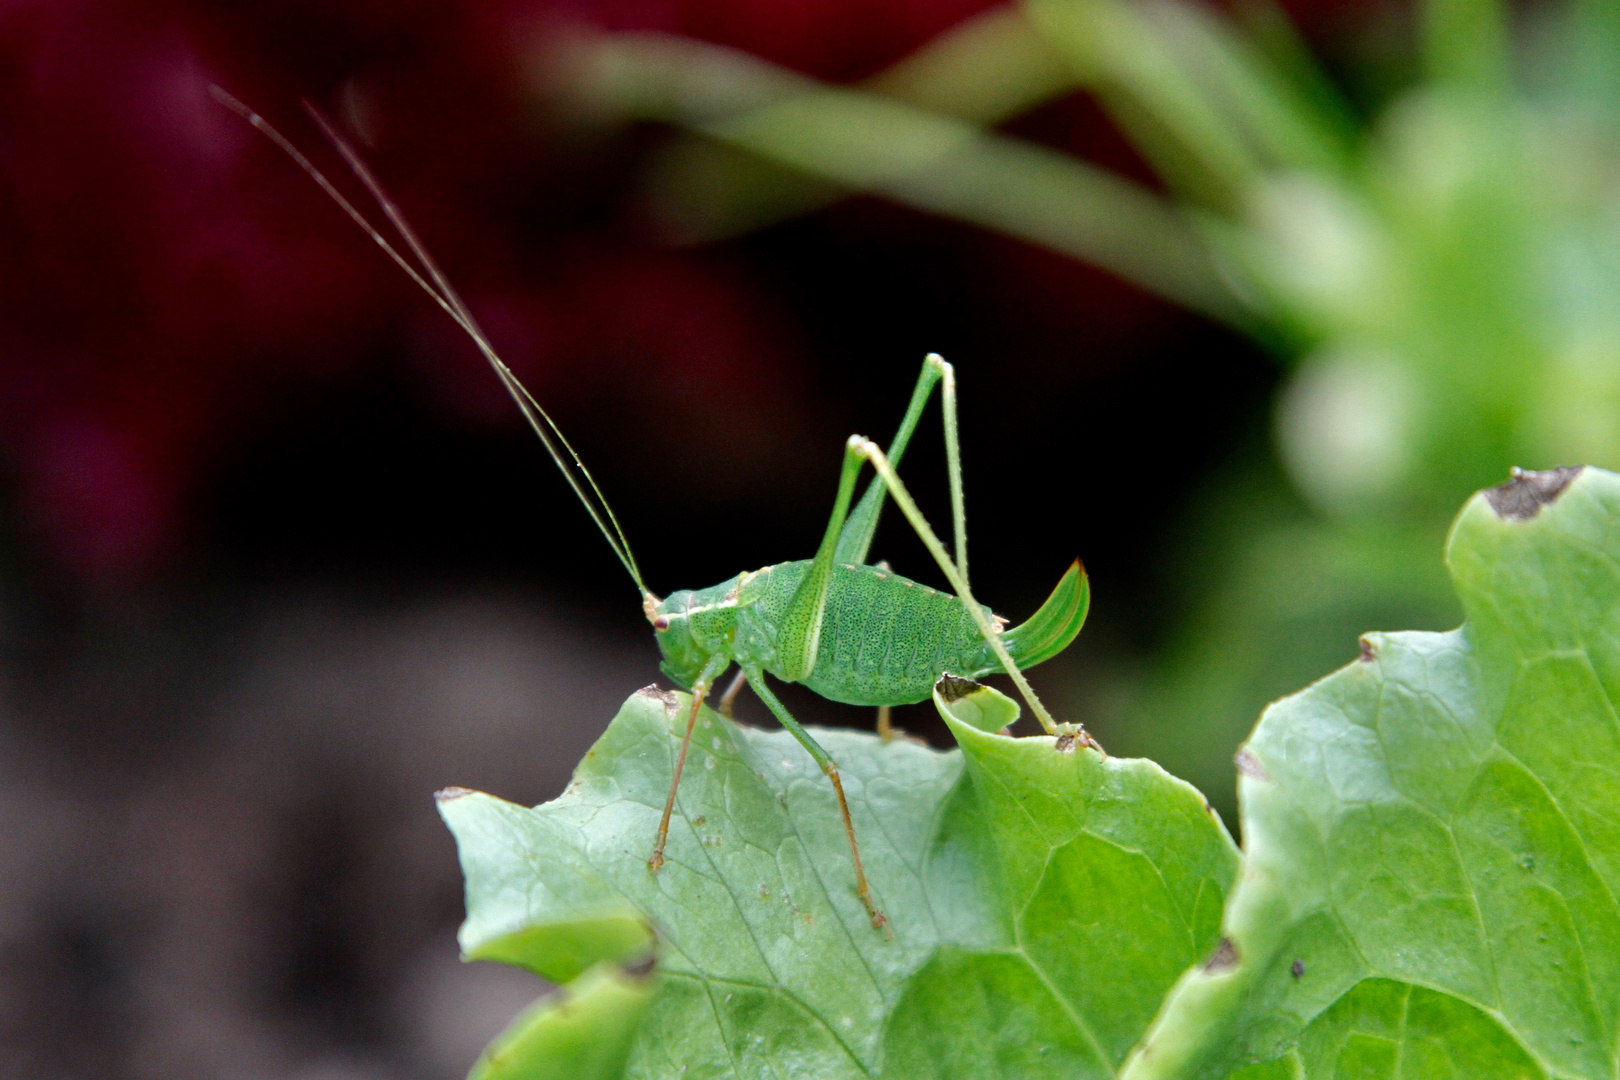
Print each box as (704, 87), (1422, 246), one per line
(0, 0), (1285, 589)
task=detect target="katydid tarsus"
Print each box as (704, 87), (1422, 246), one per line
(213, 88), (1101, 931)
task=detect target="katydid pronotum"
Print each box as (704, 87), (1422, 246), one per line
(213, 88), (1101, 931)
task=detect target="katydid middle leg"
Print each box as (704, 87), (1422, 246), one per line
(743, 667), (885, 930)
(758, 440), (892, 928)
(717, 668), (748, 717)
(651, 439), (871, 876)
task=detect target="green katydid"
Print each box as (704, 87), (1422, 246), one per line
(213, 88), (1101, 931)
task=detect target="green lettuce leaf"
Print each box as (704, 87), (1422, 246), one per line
(440, 676), (1238, 1077)
(1126, 466), (1620, 1079)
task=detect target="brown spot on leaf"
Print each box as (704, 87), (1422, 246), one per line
(1234, 749), (1272, 783)
(1359, 636), (1376, 662)
(1204, 938), (1240, 973)
(433, 786), (475, 802)
(637, 685), (680, 710)
(1485, 466), (1582, 521)
(936, 673), (981, 703)
(1291, 959), (1306, 980)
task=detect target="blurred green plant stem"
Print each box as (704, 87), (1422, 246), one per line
(548, 0), (1620, 803)
(569, 19), (1239, 321)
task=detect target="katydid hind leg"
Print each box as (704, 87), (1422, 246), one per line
(835, 353), (964, 578)
(649, 653), (731, 873)
(776, 442), (867, 683)
(848, 436), (1099, 749)
(835, 354), (968, 739)
(835, 354), (949, 567)
(745, 667), (887, 932)
(937, 356), (967, 582)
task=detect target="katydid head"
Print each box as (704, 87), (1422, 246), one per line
(647, 577), (743, 689)
(647, 590), (709, 689)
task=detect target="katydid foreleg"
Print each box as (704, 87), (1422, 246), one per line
(647, 438), (890, 928)
(648, 651), (730, 874)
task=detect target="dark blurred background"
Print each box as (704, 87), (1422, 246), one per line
(9, 0), (1605, 1073)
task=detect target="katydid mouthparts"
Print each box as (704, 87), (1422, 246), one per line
(212, 87), (1101, 932)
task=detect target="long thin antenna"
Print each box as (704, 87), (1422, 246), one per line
(210, 86), (651, 599)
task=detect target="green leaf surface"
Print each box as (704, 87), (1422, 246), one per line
(440, 681), (1238, 1078)
(1125, 466), (1620, 1079)
(470, 964), (654, 1080)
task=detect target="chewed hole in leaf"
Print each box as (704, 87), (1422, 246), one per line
(1484, 465), (1582, 520)
(935, 672), (982, 703)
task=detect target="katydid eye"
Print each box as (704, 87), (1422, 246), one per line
(653, 616), (670, 630)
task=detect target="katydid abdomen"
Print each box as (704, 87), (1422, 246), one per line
(805, 561), (996, 706)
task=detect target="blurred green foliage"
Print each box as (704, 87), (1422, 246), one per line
(559, 0), (1620, 803)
